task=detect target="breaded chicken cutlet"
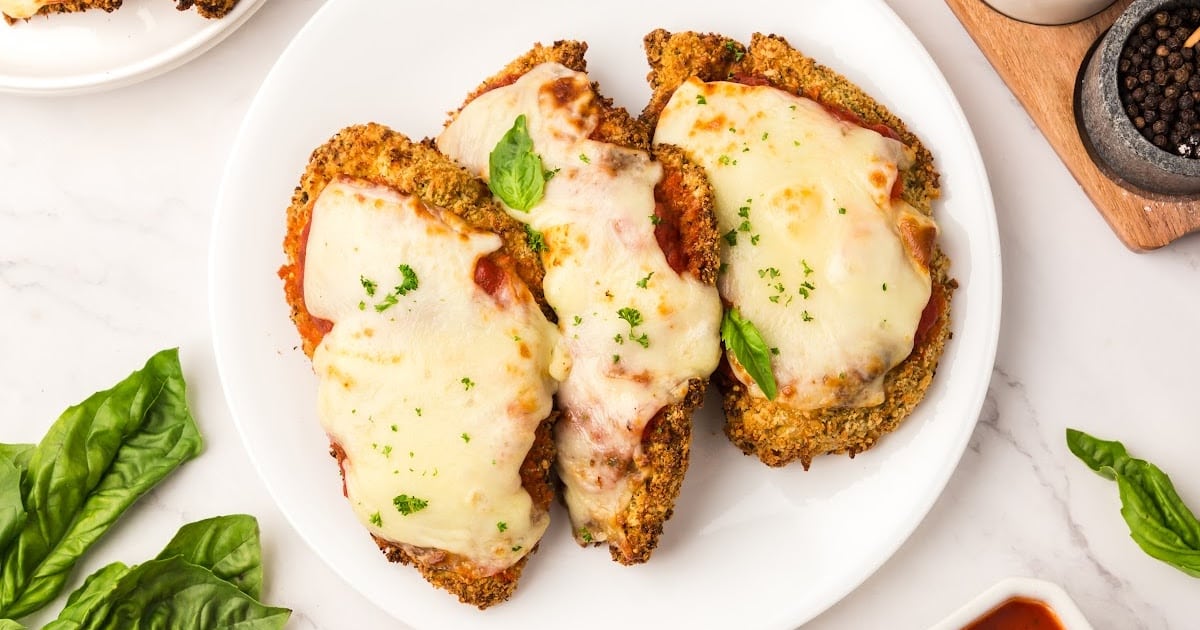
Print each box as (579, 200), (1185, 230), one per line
(437, 41), (722, 565)
(642, 30), (956, 469)
(280, 123), (557, 608)
(2, 0), (237, 23)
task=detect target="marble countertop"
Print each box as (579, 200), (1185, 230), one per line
(2, 1), (1198, 628)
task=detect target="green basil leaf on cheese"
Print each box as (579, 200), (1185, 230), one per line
(488, 114), (546, 212)
(0, 349), (203, 619)
(720, 308), (778, 400)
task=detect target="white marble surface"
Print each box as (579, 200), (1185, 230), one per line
(1, 0), (1198, 628)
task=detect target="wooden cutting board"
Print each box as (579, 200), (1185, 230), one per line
(945, 0), (1200, 252)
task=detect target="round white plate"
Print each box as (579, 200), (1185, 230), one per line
(210, 0), (1001, 628)
(0, 0), (268, 95)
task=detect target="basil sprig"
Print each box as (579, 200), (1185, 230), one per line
(488, 114), (547, 212)
(41, 515), (288, 630)
(721, 308), (778, 400)
(1067, 428), (1200, 577)
(0, 349), (202, 619)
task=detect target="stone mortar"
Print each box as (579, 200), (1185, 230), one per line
(1080, 0), (1200, 194)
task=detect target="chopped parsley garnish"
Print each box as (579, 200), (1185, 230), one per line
(614, 334), (624, 344)
(497, 521), (508, 532)
(696, 94), (707, 105)
(798, 281), (815, 299)
(544, 167), (561, 181)
(391, 424), (398, 431)
(525, 224), (547, 253)
(802, 310), (814, 322)
(770, 347), (780, 356)
(358, 301), (366, 311)
(396, 264), (418, 295)
(612, 354), (621, 363)
(789, 104), (797, 111)
(579, 153), (591, 164)
(837, 207), (847, 215)
(414, 408), (422, 416)
(758, 267), (780, 279)
(738, 220), (752, 232)
(381, 445), (392, 457)
(374, 293), (399, 312)
(723, 229), (738, 246)
(393, 494), (428, 515)
(724, 40), (745, 61)
(637, 272), (654, 289)
(737, 205), (751, 218)
(793, 140), (801, 147)
(650, 214), (662, 225)
(801, 259), (814, 276)
(882, 283), (888, 291)
(750, 234), (761, 245)
(718, 263), (729, 274)
(369, 512), (382, 527)
(579, 528), (594, 543)
(512, 545), (523, 552)
(718, 154), (735, 166)
(762, 131), (769, 141)
(488, 114), (547, 212)
(617, 307), (643, 328)
(461, 432), (471, 443)
(360, 275), (378, 296)
(573, 315), (583, 326)
(729, 127), (737, 133)
(461, 377), (475, 390)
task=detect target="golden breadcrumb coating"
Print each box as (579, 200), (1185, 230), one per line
(281, 123), (555, 608)
(448, 41), (719, 564)
(642, 29), (956, 469)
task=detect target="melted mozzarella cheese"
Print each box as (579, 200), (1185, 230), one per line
(304, 177), (560, 573)
(438, 63), (722, 540)
(654, 78), (935, 409)
(0, 0), (54, 19)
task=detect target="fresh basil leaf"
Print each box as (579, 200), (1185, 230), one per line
(0, 459), (25, 558)
(155, 515), (262, 600)
(43, 555), (288, 630)
(1066, 428), (1132, 478)
(0, 446), (33, 472)
(1068, 428), (1200, 578)
(85, 556), (288, 630)
(0, 349), (203, 619)
(41, 562), (130, 630)
(488, 114), (546, 212)
(720, 308), (778, 400)
(0, 619), (25, 630)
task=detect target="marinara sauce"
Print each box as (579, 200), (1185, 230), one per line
(963, 598), (1064, 630)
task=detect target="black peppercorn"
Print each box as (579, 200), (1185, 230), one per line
(1118, 6), (1200, 158)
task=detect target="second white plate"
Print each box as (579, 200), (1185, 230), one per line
(0, 0), (268, 95)
(210, 0), (1002, 627)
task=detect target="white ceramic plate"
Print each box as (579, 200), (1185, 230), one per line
(0, 0), (268, 95)
(210, 0), (1001, 628)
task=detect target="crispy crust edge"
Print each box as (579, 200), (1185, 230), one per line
(280, 122), (555, 608)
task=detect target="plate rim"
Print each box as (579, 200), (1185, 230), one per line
(208, 0), (1002, 627)
(0, 0), (270, 96)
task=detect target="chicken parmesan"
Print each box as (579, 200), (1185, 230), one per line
(642, 31), (955, 468)
(280, 124), (560, 608)
(437, 42), (722, 564)
(1, 0), (236, 22)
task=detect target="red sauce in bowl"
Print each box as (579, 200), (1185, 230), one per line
(963, 597), (1064, 630)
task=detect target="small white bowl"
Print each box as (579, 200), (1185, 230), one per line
(982, 0), (1116, 25)
(928, 577), (1094, 629)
